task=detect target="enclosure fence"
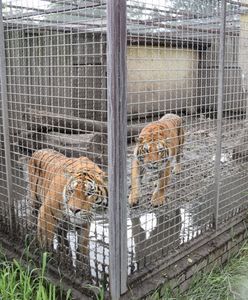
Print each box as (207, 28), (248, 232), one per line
(0, 0), (248, 299)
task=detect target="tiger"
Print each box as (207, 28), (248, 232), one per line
(129, 113), (185, 207)
(28, 149), (108, 257)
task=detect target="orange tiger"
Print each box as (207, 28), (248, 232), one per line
(28, 149), (108, 257)
(129, 113), (185, 207)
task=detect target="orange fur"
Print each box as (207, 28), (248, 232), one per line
(28, 149), (108, 257)
(129, 113), (185, 207)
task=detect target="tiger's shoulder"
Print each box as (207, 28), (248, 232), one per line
(139, 113), (183, 141)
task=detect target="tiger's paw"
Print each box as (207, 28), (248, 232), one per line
(128, 193), (139, 207)
(151, 192), (165, 207)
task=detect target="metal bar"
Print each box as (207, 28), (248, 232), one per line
(3, 4), (105, 23)
(107, 0), (127, 298)
(2, 21), (106, 33)
(0, 0), (15, 233)
(4, 17), (105, 29)
(4, 4), (47, 13)
(214, 0), (226, 230)
(3, 2), (106, 21)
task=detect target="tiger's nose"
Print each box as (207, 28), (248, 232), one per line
(70, 208), (81, 215)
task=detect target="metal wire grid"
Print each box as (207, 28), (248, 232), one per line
(218, 1), (248, 224)
(0, 103), (9, 230)
(0, 0), (248, 297)
(2, 0), (109, 286)
(126, 0), (247, 276)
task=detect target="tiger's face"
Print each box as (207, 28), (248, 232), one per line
(135, 139), (171, 171)
(63, 174), (108, 226)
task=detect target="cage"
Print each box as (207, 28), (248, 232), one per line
(0, 0), (247, 298)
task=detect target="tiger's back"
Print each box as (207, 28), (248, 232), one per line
(28, 149), (105, 211)
(139, 113), (184, 153)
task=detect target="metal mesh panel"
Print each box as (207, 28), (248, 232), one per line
(218, 0), (248, 223)
(126, 0), (247, 277)
(0, 0), (248, 297)
(0, 96), (9, 230)
(2, 0), (109, 288)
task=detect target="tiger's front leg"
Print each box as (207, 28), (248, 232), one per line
(37, 203), (59, 250)
(151, 162), (171, 207)
(129, 159), (141, 207)
(76, 222), (91, 279)
(37, 190), (62, 250)
(78, 222), (90, 258)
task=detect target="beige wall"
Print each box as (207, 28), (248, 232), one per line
(240, 15), (248, 86)
(127, 46), (199, 116)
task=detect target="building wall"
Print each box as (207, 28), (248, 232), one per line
(198, 32), (246, 114)
(127, 46), (199, 116)
(4, 29), (246, 127)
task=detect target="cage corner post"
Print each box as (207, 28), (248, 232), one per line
(0, 0), (16, 234)
(107, 0), (128, 299)
(214, 0), (227, 230)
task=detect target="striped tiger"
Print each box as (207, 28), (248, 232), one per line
(28, 149), (108, 257)
(129, 113), (185, 207)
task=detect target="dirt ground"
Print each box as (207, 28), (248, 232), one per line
(8, 114), (248, 282)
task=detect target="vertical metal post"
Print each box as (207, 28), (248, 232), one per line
(107, 0), (127, 298)
(0, 1), (15, 233)
(214, 0), (226, 230)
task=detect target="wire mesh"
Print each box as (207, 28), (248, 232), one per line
(0, 0), (248, 297)
(126, 0), (247, 277)
(218, 0), (248, 223)
(0, 98), (9, 231)
(2, 0), (109, 289)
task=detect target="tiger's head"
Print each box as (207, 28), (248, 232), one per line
(63, 171), (108, 226)
(135, 137), (172, 170)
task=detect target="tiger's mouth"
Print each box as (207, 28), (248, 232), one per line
(69, 214), (92, 226)
(143, 157), (171, 171)
(65, 208), (93, 226)
(146, 164), (159, 171)
(144, 161), (163, 171)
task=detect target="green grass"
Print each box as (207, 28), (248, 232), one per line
(85, 284), (105, 300)
(153, 241), (248, 300)
(0, 251), (72, 300)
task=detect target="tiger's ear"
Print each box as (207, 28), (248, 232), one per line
(134, 142), (144, 157)
(81, 171), (93, 180)
(158, 142), (164, 152)
(136, 136), (143, 144)
(164, 137), (172, 145)
(64, 171), (73, 179)
(143, 143), (149, 152)
(70, 180), (79, 190)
